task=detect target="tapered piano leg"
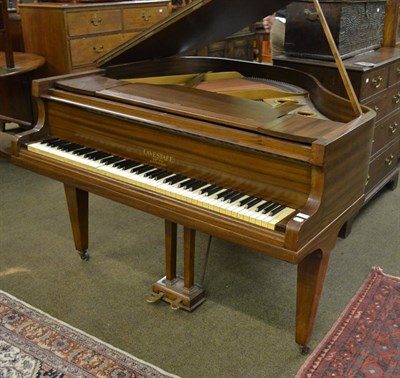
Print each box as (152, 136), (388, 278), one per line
(149, 221), (206, 311)
(296, 249), (330, 354)
(165, 220), (177, 282)
(64, 184), (89, 260)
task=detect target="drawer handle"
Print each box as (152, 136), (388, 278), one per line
(90, 17), (102, 26)
(374, 105), (379, 113)
(142, 11), (152, 22)
(92, 45), (104, 53)
(365, 174), (370, 186)
(389, 122), (398, 134)
(393, 93), (400, 104)
(397, 66), (400, 75)
(371, 76), (382, 89)
(385, 154), (394, 166)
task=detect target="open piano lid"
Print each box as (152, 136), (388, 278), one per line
(97, 0), (293, 67)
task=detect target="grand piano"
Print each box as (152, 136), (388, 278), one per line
(10, 0), (376, 352)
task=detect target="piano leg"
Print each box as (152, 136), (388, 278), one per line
(296, 249), (330, 354)
(149, 221), (206, 311)
(64, 184), (89, 260)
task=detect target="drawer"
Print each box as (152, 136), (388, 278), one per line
(67, 10), (122, 37)
(365, 142), (399, 193)
(69, 32), (138, 66)
(364, 83), (400, 122)
(371, 112), (400, 156)
(388, 60), (400, 87)
(123, 6), (170, 30)
(359, 66), (389, 100)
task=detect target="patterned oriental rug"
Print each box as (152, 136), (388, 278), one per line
(0, 290), (179, 377)
(296, 267), (400, 378)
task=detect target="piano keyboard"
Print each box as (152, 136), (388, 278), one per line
(27, 138), (296, 230)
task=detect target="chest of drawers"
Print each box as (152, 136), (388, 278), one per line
(19, 1), (171, 77)
(274, 48), (400, 234)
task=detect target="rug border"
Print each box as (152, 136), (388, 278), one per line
(0, 289), (180, 378)
(294, 266), (400, 378)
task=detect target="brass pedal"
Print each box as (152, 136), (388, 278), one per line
(146, 292), (165, 304)
(170, 298), (183, 311)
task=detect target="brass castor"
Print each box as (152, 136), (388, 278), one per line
(300, 345), (311, 355)
(79, 250), (90, 261)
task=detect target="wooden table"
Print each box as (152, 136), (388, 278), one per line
(0, 51), (45, 158)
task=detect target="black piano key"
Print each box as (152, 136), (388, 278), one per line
(65, 144), (86, 152)
(41, 137), (59, 145)
(228, 192), (245, 203)
(264, 204), (283, 215)
(178, 178), (197, 188)
(245, 198), (262, 209)
(73, 147), (96, 156)
(189, 181), (208, 191)
(205, 185), (224, 196)
(256, 201), (274, 212)
(165, 175), (187, 185)
(200, 184), (215, 194)
(50, 139), (70, 148)
(153, 170), (173, 180)
(239, 196), (256, 207)
(216, 189), (233, 199)
(269, 205), (286, 216)
(120, 161), (141, 170)
(223, 191), (241, 201)
(101, 156), (124, 165)
(114, 160), (138, 169)
(132, 165), (154, 175)
(261, 203), (280, 214)
(144, 168), (164, 178)
(86, 151), (111, 160)
(59, 143), (83, 151)
(185, 179), (207, 190)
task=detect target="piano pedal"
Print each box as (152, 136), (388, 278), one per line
(78, 250), (90, 261)
(146, 292), (165, 304)
(170, 298), (183, 311)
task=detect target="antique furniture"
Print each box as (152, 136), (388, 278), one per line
(383, 0), (400, 47)
(18, 0), (171, 77)
(190, 26), (256, 62)
(274, 48), (400, 236)
(254, 20), (272, 63)
(0, 0), (44, 157)
(284, 0), (387, 60)
(10, 0), (376, 351)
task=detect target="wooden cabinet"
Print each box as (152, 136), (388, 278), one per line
(274, 48), (400, 229)
(18, 1), (171, 77)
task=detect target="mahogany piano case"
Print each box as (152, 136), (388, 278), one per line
(285, 0), (387, 60)
(10, 0), (377, 352)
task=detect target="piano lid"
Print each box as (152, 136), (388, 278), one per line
(97, 0), (293, 68)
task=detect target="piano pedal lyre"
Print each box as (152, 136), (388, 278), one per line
(147, 221), (206, 312)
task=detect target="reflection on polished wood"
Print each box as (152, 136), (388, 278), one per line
(0, 51), (45, 76)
